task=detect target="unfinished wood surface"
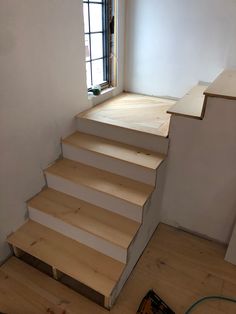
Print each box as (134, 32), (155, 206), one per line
(45, 158), (153, 207)
(63, 131), (165, 170)
(167, 84), (208, 119)
(78, 92), (175, 137)
(7, 220), (125, 297)
(205, 70), (236, 100)
(28, 188), (140, 249)
(3, 224), (236, 313)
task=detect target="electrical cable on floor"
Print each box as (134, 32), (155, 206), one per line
(184, 295), (236, 314)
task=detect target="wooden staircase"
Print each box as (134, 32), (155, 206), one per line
(4, 70), (236, 310)
(7, 95), (169, 309)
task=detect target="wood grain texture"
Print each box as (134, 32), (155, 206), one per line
(3, 224), (236, 313)
(77, 92), (175, 137)
(63, 131), (165, 170)
(205, 70), (236, 100)
(45, 158), (153, 207)
(7, 220), (125, 297)
(167, 85), (208, 119)
(28, 188), (140, 249)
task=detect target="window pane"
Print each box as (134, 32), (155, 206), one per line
(92, 59), (104, 85)
(86, 62), (92, 88)
(90, 4), (103, 32)
(85, 34), (90, 61)
(91, 33), (103, 59)
(91, 0), (103, 2)
(83, 3), (89, 33)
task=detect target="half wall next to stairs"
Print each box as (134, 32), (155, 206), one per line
(161, 70), (236, 243)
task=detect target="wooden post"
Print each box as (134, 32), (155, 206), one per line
(52, 267), (62, 280)
(12, 246), (23, 258)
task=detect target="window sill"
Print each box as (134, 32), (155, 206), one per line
(88, 87), (115, 107)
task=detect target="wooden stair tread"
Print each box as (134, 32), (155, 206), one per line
(0, 257), (108, 314)
(63, 131), (164, 170)
(7, 220), (125, 297)
(204, 69), (236, 100)
(167, 84), (208, 119)
(45, 158), (153, 206)
(28, 188), (140, 249)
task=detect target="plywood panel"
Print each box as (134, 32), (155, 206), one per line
(205, 70), (236, 100)
(167, 85), (207, 119)
(78, 92), (175, 137)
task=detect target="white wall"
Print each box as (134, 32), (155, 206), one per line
(161, 97), (236, 243)
(0, 0), (125, 263)
(125, 0), (236, 98)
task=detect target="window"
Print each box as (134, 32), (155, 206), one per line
(83, 0), (112, 90)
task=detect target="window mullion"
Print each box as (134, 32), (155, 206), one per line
(87, 2), (93, 86)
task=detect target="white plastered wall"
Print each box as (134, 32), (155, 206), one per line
(124, 0), (236, 98)
(161, 97), (236, 243)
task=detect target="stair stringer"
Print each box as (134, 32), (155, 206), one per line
(109, 160), (167, 307)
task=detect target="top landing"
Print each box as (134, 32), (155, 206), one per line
(78, 93), (175, 137)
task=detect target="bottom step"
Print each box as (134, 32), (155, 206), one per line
(7, 220), (125, 308)
(0, 257), (108, 314)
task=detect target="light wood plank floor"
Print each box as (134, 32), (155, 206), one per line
(79, 93), (175, 137)
(1, 224), (236, 314)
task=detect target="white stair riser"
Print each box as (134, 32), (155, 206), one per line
(46, 173), (143, 222)
(77, 118), (169, 155)
(29, 207), (127, 263)
(62, 143), (156, 186)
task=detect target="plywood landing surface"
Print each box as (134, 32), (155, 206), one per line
(78, 93), (175, 137)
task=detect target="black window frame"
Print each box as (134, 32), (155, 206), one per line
(83, 0), (111, 90)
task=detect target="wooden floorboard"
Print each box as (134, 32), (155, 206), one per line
(2, 223), (236, 313)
